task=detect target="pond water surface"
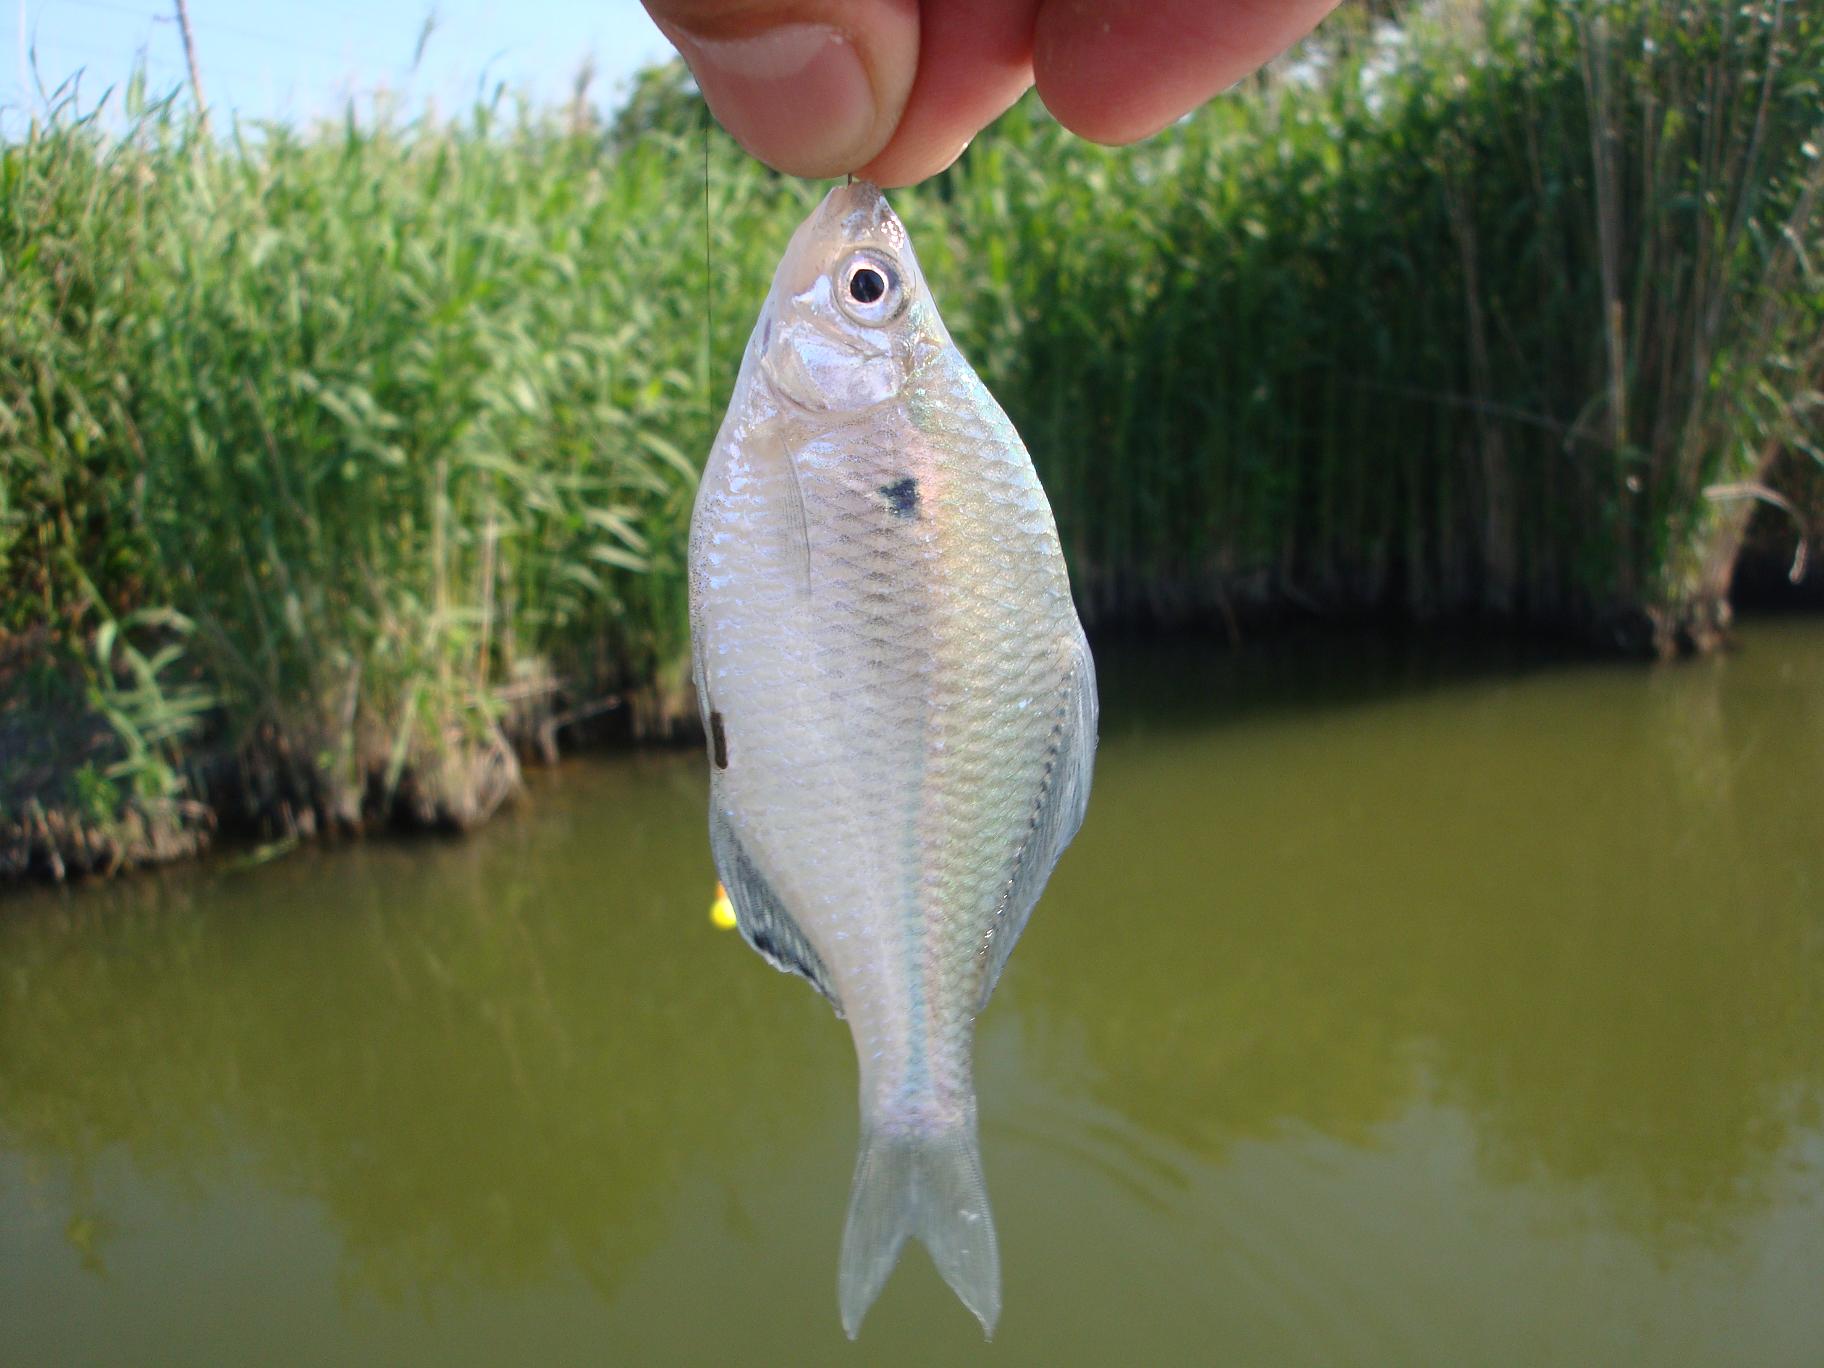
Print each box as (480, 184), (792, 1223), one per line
(4, 621), (1823, 1366)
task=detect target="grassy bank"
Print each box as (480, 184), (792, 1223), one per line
(3, 0), (1821, 878)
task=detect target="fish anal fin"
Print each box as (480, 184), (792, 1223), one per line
(979, 626), (1099, 1010)
(709, 802), (843, 1016)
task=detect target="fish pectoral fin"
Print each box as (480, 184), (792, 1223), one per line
(979, 625), (1099, 1011)
(709, 801), (844, 1016)
(754, 427), (814, 595)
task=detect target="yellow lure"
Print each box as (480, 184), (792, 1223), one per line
(709, 882), (737, 930)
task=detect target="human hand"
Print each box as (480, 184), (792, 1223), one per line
(641, 1), (1341, 187)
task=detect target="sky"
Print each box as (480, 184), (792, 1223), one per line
(2, 0), (676, 128)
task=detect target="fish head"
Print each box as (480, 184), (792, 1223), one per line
(752, 181), (946, 414)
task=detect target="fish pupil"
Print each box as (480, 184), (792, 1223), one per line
(849, 268), (886, 305)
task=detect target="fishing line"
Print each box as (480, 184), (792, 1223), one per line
(703, 98), (713, 434)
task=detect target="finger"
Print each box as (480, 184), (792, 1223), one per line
(642, 0), (920, 178)
(855, 0), (1041, 188)
(1032, 0), (1341, 145)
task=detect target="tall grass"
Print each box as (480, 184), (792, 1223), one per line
(2, 0), (1821, 868)
(927, 0), (1824, 647)
(3, 80), (800, 846)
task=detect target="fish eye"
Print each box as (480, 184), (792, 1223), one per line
(837, 252), (902, 325)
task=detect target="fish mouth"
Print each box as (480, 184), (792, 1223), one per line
(815, 179), (905, 253)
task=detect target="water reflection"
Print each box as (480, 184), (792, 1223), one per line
(2, 758), (844, 1302)
(1028, 626), (1824, 1246)
(3, 625), (1822, 1362)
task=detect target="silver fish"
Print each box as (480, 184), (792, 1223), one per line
(687, 181), (1096, 1338)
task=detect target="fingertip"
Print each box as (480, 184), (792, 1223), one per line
(1033, 0), (1341, 145)
(852, 0), (1037, 188)
(855, 135), (974, 191)
(649, 1), (919, 179)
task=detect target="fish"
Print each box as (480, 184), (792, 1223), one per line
(687, 181), (1097, 1339)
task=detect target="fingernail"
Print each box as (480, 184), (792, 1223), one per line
(669, 24), (875, 178)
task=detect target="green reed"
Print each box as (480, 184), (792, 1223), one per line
(3, 80), (798, 835)
(927, 0), (1824, 647)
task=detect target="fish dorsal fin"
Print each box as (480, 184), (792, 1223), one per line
(710, 801), (844, 1017)
(980, 627), (1099, 1011)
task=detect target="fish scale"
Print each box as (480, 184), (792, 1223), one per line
(688, 182), (1096, 1339)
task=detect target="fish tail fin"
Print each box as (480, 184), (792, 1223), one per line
(838, 1115), (1001, 1340)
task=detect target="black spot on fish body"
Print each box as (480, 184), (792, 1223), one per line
(711, 711), (729, 769)
(880, 477), (920, 519)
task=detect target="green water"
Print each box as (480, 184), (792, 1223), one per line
(4, 622), (1822, 1366)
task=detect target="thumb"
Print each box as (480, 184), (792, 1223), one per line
(643, 1), (920, 179)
